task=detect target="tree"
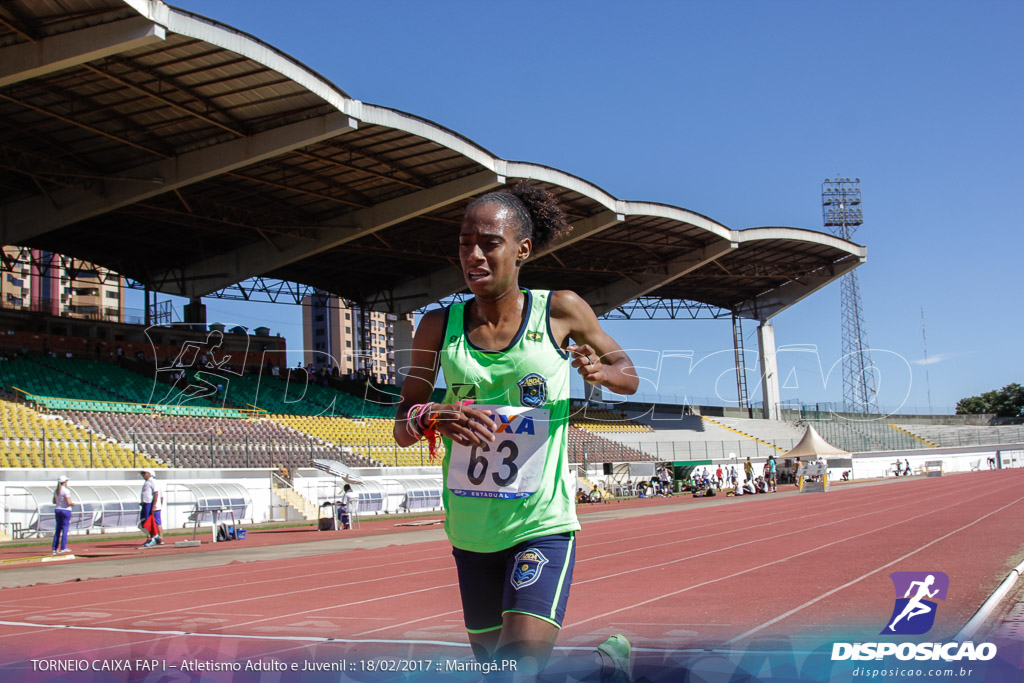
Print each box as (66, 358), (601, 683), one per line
(956, 383), (1024, 418)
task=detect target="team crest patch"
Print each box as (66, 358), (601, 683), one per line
(518, 373), (547, 407)
(526, 331), (544, 342)
(511, 548), (549, 590)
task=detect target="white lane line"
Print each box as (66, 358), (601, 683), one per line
(0, 544), (445, 606)
(101, 566), (455, 624)
(227, 582), (461, 631)
(571, 482), (974, 587)
(0, 619), (727, 657)
(724, 492), (1024, 644)
(567, 487), (1024, 631)
(237, 484), (946, 636)
(339, 479), (977, 641)
(353, 609), (463, 637)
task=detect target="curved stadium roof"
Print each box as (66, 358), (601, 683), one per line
(0, 0), (865, 320)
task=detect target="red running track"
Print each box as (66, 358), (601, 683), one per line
(0, 470), (1022, 679)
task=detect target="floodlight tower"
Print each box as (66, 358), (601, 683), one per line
(822, 178), (878, 414)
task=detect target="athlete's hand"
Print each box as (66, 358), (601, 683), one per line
(568, 344), (603, 385)
(431, 403), (496, 447)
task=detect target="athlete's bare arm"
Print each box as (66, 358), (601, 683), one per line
(550, 290), (639, 396)
(393, 309), (496, 449)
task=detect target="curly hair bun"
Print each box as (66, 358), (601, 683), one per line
(508, 182), (572, 252)
(468, 182), (572, 252)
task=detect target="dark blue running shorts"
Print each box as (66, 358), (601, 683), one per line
(451, 533), (576, 633)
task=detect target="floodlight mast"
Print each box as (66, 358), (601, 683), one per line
(822, 178), (878, 415)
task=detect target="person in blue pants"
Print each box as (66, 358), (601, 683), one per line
(52, 475), (74, 555)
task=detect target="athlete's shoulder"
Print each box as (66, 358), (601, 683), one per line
(413, 308), (449, 349)
(549, 289), (592, 317)
(418, 307), (447, 329)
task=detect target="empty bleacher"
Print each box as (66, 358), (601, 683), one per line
(567, 425), (655, 463)
(276, 415), (430, 467)
(805, 419), (927, 453)
(65, 411), (355, 471)
(219, 373), (397, 418)
(571, 407), (653, 434)
(8, 346), (1017, 476)
(597, 415), (787, 460)
(893, 423), (1024, 449)
(0, 400), (163, 470)
(0, 355), (241, 415)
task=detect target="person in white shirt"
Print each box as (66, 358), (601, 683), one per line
(658, 465), (672, 495)
(52, 475), (74, 555)
(337, 484), (356, 530)
(140, 469), (163, 547)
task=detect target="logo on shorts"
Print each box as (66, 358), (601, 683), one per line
(518, 373), (547, 407)
(882, 571), (948, 635)
(511, 548), (549, 590)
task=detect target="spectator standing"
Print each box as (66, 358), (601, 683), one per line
(658, 465), (672, 496)
(140, 469), (163, 547)
(52, 475), (74, 555)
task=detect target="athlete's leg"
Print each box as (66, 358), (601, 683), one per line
(495, 535), (632, 682)
(468, 628), (502, 663)
(495, 613), (631, 683)
(495, 611), (560, 676)
(453, 546), (506, 663)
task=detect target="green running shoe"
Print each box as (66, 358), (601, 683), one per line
(597, 634), (633, 683)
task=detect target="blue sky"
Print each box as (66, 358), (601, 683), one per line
(155, 0), (1023, 414)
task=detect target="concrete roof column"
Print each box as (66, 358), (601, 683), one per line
(392, 316), (415, 391)
(758, 321), (781, 421)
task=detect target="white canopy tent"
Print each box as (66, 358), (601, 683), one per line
(783, 425), (849, 459)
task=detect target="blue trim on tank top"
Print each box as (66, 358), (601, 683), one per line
(462, 289), (533, 354)
(545, 292), (570, 360)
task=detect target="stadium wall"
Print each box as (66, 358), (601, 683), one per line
(848, 443), (1024, 479)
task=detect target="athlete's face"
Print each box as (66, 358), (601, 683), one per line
(459, 202), (531, 296)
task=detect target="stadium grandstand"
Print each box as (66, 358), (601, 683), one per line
(0, 0), (1019, 538)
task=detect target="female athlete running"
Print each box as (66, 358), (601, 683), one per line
(394, 183), (638, 680)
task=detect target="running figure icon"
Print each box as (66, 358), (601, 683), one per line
(888, 574), (939, 632)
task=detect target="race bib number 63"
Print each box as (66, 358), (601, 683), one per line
(446, 405), (550, 499)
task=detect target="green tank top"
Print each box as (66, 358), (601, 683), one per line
(439, 289), (580, 552)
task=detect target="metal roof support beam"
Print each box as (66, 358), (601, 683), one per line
(586, 238), (738, 317)
(734, 255), (863, 321)
(535, 210), (623, 258)
(0, 17), (167, 88)
(174, 170), (505, 298)
(0, 112), (358, 246)
(374, 209), (623, 314)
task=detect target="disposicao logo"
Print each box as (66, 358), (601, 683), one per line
(831, 571), (998, 662)
(882, 571), (948, 635)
